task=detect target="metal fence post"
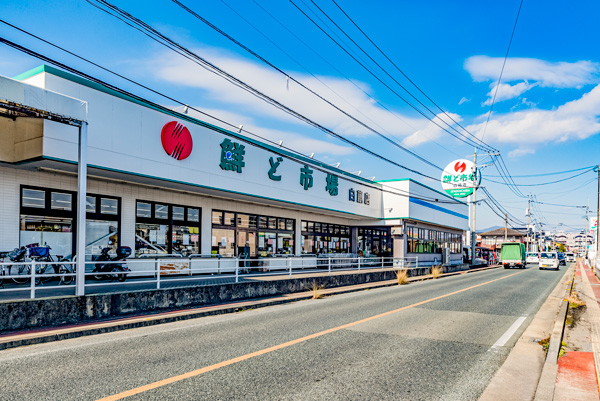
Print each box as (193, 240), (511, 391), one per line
(416, 256), (418, 268)
(328, 257), (331, 275)
(288, 257), (293, 278)
(218, 257), (221, 275)
(235, 258), (239, 283)
(381, 257), (384, 270)
(156, 259), (161, 290)
(30, 261), (36, 299)
(358, 256), (361, 272)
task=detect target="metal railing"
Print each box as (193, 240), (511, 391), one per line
(0, 255), (419, 299)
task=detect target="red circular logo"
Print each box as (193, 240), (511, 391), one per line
(161, 121), (193, 160)
(454, 161), (467, 173)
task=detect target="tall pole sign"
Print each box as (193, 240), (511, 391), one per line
(441, 158), (482, 265)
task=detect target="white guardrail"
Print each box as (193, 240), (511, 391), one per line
(0, 255), (418, 299)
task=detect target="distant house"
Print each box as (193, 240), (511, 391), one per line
(478, 228), (526, 251)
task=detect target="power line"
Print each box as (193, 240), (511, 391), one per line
(484, 168), (594, 187)
(327, 0), (492, 152)
(87, 0), (448, 183)
(171, 0), (444, 173)
(245, 0), (464, 159)
(0, 31), (464, 205)
(480, 0), (524, 142)
(484, 165), (595, 178)
(288, 0), (495, 152)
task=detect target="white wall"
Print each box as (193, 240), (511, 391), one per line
(23, 70), (383, 219)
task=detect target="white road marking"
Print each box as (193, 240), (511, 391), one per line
(489, 316), (528, 351)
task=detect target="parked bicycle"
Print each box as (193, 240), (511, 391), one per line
(0, 245), (72, 285)
(28, 246), (73, 285)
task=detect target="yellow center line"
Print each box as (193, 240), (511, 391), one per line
(98, 269), (527, 401)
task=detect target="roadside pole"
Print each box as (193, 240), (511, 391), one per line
(527, 196), (531, 252)
(505, 213), (508, 242)
(471, 150), (477, 265)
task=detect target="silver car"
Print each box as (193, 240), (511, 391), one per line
(526, 252), (539, 264)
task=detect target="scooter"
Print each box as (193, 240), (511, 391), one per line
(91, 246), (132, 282)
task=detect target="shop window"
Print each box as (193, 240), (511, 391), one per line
(278, 218), (286, 230)
(212, 211), (223, 225)
(136, 201), (200, 257)
(137, 202), (152, 218)
(188, 208), (200, 222)
(100, 198), (118, 215)
(86, 196), (96, 213)
(22, 188), (45, 208)
(224, 212), (236, 226)
(172, 206), (185, 221)
(213, 211), (295, 257)
(19, 216), (72, 257)
(51, 192), (72, 211)
(20, 187), (121, 259)
(155, 204), (168, 220)
(268, 217), (277, 230)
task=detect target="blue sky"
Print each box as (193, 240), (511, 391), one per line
(1, 0), (598, 231)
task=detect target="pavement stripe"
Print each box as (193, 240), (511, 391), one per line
(96, 269), (527, 401)
(490, 315), (528, 350)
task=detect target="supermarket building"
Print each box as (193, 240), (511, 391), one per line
(0, 65), (468, 271)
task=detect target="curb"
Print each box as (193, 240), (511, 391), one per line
(533, 264), (576, 401)
(0, 264), (499, 351)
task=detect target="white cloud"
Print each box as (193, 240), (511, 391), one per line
(147, 47), (441, 143)
(482, 81), (537, 106)
(458, 97), (470, 105)
(465, 56), (600, 88)
(467, 84), (600, 144)
(402, 113), (462, 147)
(180, 106), (355, 156)
(507, 147), (535, 158)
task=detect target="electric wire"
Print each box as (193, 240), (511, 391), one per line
(484, 168), (594, 187)
(246, 0), (464, 160)
(325, 0), (495, 151)
(485, 165), (595, 178)
(171, 0), (445, 172)
(288, 0), (494, 152)
(87, 0), (448, 183)
(0, 32), (464, 205)
(480, 0), (524, 142)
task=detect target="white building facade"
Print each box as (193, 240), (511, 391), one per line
(0, 66), (468, 266)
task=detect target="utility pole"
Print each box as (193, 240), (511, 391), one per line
(527, 195), (531, 253)
(505, 212), (508, 242)
(470, 150), (477, 265)
(597, 165), (599, 262)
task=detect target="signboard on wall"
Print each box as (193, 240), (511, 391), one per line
(440, 159), (481, 198)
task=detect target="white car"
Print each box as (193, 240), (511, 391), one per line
(565, 253), (576, 263)
(539, 252), (559, 270)
(526, 252), (540, 265)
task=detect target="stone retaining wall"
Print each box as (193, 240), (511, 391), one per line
(0, 264), (469, 333)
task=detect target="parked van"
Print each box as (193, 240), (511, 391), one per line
(539, 252), (559, 270)
(500, 242), (526, 269)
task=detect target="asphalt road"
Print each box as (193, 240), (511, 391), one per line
(0, 264), (568, 400)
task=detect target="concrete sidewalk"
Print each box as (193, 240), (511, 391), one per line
(554, 260), (600, 400)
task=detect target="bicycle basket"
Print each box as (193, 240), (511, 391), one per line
(29, 246), (50, 258)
